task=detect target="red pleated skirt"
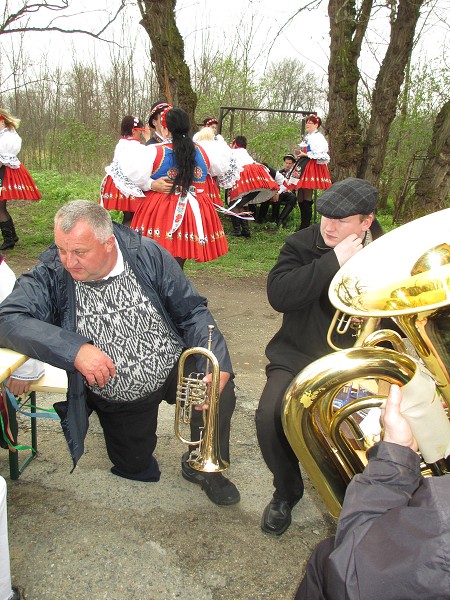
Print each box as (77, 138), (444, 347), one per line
(100, 175), (144, 212)
(131, 190), (228, 263)
(204, 175), (223, 207)
(288, 160), (331, 190)
(0, 165), (41, 201)
(229, 163), (279, 201)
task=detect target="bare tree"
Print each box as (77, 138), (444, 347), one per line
(1, 1), (127, 41)
(137, 0), (197, 122)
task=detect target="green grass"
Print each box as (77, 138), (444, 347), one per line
(3, 170), (398, 276)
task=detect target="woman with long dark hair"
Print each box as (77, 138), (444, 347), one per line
(131, 108), (228, 268)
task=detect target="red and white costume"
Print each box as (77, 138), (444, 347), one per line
(0, 128), (41, 201)
(229, 147), (279, 205)
(100, 137), (150, 212)
(130, 143), (229, 263)
(287, 130), (331, 190)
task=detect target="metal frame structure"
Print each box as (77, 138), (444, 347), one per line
(218, 106), (314, 139)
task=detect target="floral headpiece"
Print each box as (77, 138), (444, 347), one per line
(160, 105), (173, 129)
(149, 102), (170, 120)
(306, 114), (320, 126)
(204, 118), (218, 127)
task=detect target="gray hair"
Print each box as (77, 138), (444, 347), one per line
(54, 200), (114, 243)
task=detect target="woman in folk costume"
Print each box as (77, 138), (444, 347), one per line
(286, 114), (331, 229)
(229, 136), (279, 206)
(100, 115), (148, 227)
(131, 107), (228, 269)
(0, 109), (41, 250)
(192, 125), (244, 208)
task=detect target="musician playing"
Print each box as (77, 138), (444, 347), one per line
(0, 201), (240, 506)
(295, 384), (450, 600)
(256, 178), (383, 535)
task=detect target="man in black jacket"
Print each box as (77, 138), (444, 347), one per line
(295, 384), (450, 600)
(256, 178), (382, 535)
(145, 101), (171, 145)
(0, 201), (240, 506)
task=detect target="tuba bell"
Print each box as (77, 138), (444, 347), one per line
(175, 325), (228, 473)
(282, 208), (450, 518)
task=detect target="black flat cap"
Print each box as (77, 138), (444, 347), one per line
(283, 153), (296, 161)
(317, 178), (378, 218)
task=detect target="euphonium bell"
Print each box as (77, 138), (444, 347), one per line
(175, 325), (229, 473)
(282, 208), (450, 518)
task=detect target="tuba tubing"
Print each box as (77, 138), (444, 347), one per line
(282, 346), (450, 518)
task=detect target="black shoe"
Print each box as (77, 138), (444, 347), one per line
(261, 495), (302, 536)
(181, 453), (240, 506)
(11, 586), (27, 600)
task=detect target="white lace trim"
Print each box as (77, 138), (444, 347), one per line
(0, 153), (20, 168)
(105, 161), (145, 198)
(217, 155), (243, 189)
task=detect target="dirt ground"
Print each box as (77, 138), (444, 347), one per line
(1, 262), (336, 600)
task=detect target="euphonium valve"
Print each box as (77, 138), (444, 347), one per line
(175, 325), (229, 473)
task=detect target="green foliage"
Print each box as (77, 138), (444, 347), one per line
(52, 118), (115, 176)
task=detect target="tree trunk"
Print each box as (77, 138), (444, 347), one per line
(137, 0), (197, 123)
(326, 0), (372, 181)
(359, 0), (423, 185)
(408, 99), (450, 216)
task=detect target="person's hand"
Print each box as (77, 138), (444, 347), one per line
(6, 377), (33, 396)
(334, 233), (364, 266)
(151, 177), (172, 193)
(381, 384), (418, 451)
(74, 343), (116, 388)
(194, 371), (231, 411)
(272, 192), (280, 203)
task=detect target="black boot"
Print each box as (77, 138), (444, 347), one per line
(0, 218), (16, 250)
(241, 219), (251, 238)
(230, 215), (242, 237)
(299, 200), (313, 230)
(10, 218), (19, 243)
(277, 203), (295, 227)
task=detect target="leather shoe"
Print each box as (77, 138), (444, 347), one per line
(181, 453), (240, 506)
(261, 496), (301, 536)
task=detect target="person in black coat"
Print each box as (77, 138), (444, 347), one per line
(256, 178), (383, 535)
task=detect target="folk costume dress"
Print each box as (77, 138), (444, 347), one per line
(195, 134), (243, 208)
(100, 137), (149, 213)
(0, 127), (41, 201)
(287, 130), (331, 191)
(229, 147), (279, 206)
(130, 143), (228, 263)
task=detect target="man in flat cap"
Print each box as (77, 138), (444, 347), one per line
(255, 177), (382, 536)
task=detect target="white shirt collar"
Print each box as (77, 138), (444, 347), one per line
(102, 238), (124, 279)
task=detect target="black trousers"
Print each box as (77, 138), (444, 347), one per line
(87, 355), (236, 475)
(255, 367), (304, 501)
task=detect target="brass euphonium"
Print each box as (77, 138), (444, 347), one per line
(175, 325), (228, 473)
(282, 209), (450, 518)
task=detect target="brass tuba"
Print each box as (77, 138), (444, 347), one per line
(282, 209), (450, 518)
(175, 325), (228, 473)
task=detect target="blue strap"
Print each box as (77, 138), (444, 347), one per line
(3, 382), (60, 420)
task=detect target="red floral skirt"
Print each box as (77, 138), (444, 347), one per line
(100, 175), (143, 213)
(0, 165), (41, 201)
(131, 189), (228, 263)
(288, 159), (331, 190)
(229, 163), (279, 202)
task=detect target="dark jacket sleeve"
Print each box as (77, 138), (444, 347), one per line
(0, 264), (91, 371)
(323, 442), (450, 600)
(267, 230), (340, 313)
(132, 235), (233, 374)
